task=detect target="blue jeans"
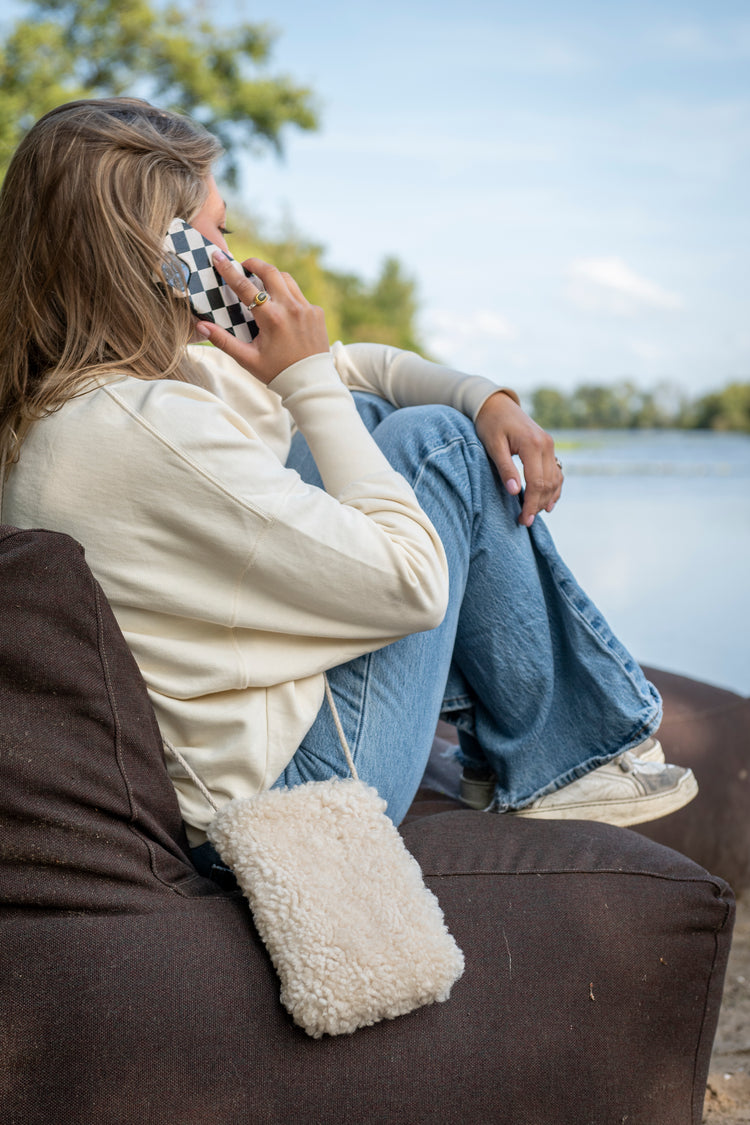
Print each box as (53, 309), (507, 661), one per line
(273, 394), (662, 824)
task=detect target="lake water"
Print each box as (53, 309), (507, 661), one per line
(539, 429), (750, 698)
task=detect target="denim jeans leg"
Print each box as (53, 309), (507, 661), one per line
(190, 840), (239, 891)
(281, 393), (662, 822)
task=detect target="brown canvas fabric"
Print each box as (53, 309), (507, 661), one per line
(637, 666), (750, 897)
(0, 525), (217, 909)
(1, 819), (734, 1125)
(0, 526), (736, 1125)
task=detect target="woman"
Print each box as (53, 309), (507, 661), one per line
(0, 98), (696, 876)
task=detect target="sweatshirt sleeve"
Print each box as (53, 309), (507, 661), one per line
(330, 340), (520, 419)
(94, 353), (449, 686)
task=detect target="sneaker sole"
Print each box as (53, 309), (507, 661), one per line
(509, 767), (698, 827)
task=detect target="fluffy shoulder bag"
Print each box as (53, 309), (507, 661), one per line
(167, 677), (464, 1038)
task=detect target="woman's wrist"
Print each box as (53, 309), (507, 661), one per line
(477, 387), (521, 413)
(268, 350), (338, 399)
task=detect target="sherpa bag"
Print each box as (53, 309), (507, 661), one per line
(167, 677), (464, 1038)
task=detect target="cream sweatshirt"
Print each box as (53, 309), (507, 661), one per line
(3, 342), (511, 841)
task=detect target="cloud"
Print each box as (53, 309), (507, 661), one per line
(566, 257), (683, 316)
(422, 307), (516, 345)
(420, 307), (520, 374)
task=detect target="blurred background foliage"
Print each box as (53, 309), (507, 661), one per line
(1, 0), (747, 426)
(531, 381), (750, 433)
(227, 218), (425, 353)
(0, 0), (426, 353)
(0, 0), (317, 184)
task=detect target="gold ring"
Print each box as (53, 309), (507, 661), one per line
(248, 290), (269, 310)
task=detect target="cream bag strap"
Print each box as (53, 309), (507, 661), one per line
(163, 674), (358, 809)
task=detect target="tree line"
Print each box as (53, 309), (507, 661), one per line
(530, 381), (750, 433)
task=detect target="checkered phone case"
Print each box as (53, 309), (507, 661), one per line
(163, 219), (259, 342)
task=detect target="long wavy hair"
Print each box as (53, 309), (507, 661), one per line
(0, 97), (222, 465)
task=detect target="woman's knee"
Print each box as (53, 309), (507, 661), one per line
(374, 403), (479, 458)
(370, 404), (484, 492)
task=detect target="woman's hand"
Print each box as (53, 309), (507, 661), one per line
(194, 255), (330, 385)
(475, 392), (563, 527)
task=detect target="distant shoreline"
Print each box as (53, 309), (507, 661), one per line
(525, 381), (750, 433)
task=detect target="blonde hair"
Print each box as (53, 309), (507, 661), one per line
(0, 97), (222, 464)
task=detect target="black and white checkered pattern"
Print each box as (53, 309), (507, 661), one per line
(163, 219), (259, 342)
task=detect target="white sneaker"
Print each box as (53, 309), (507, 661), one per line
(634, 736), (665, 764)
(460, 738), (673, 818)
(510, 751), (697, 827)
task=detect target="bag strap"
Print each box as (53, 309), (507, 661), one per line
(323, 673), (359, 780)
(162, 737), (220, 813)
(163, 672), (359, 814)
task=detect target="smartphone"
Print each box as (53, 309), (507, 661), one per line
(163, 219), (259, 342)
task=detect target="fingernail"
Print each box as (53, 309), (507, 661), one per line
(195, 322), (211, 338)
(211, 249), (243, 276)
(506, 479), (521, 495)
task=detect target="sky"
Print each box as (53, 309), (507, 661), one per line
(228, 0), (749, 399)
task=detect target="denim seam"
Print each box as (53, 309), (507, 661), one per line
(441, 694), (473, 710)
(542, 548), (646, 684)
(535, 546), (663, 743)
(409, 434), (483, 496)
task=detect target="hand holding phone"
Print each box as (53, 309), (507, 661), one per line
(197, 253), (330, 386)
(163, 219), (260, 343)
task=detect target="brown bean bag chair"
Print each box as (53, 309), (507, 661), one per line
(418, 673), (750, 900)
(0, 525), (735, 1125)
(637, 667), (750, 897)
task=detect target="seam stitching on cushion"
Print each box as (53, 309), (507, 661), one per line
(93, 583), (141, 834)
(94, 579), (188, 893)
(690, 894), (734, 1121)
(418, 869), (732, 891)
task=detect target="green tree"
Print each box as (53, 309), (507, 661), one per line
(0, 1), (428, 352)
(224, 215), (428, 352)
(530, 379), (750, 432)
(0, 0), (318, 183)
(568, 383), (635, 428)
(633, 381), (688, 429)
(691, 382), (750, 433)
(530, 387), (574, 429)
(332, 257), (423, 352)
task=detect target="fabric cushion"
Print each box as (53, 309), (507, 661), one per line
(1, 816), (733, 1125)
(0, 524), (215, 908)
(0, 525), (735, 1125)
(637, 666), (750, 897)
